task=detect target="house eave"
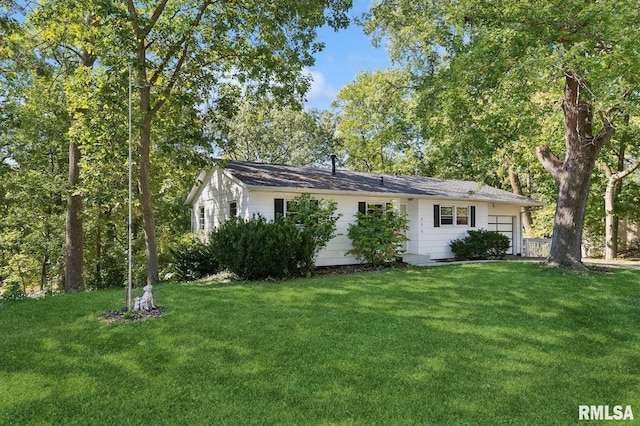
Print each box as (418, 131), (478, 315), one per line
(184, 169), (208, 206)
(244, 185), (544, 207)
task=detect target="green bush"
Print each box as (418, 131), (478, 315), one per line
(449, 229), (511, 260)
(346, 209), (409, 266)
(169, 236), (219, 281)
(210, 215), (303, 280)
(285, 194), (340, 274)
(0, 280), (26, 301)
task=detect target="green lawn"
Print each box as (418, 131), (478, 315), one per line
(1, 262), (639, 425)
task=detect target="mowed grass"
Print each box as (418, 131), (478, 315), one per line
(1, 262), (640, 425)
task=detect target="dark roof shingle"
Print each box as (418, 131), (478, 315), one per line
(219, 160), (543, 206)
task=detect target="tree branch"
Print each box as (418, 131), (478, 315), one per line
(611, 156), (640, 183)
(144, 0), (170, 38)
(126, 0), (140, 36)
(149, 1), (214, 114)
(591, 110), (617, 152)
(150, 40), (190, 115)
(535, 144), (563, 183)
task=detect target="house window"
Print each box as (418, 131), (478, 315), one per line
(367, 203), (385, 216)
(358, 201), (392, 217)
(198, 206), (205, 230)
(456, 207), (469, 225)
(285, 200), (297, 222)
(435, 205), (473, 227)
(229, 201), (237, 218)
(285, 198), (319, 224)
(275, 198), (285, 218)
(440, 206), (454, 225)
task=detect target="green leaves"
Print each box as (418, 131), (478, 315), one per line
(449, 229), (511, 260)
(346, 209), (409, 266)
(285, 193), (341, 273)
(334, 69), (421, 174)
(216, 96), (339, 166)
(1, 0), (354, 291)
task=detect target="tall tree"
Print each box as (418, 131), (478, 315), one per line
(0, 59), (68, 294)
(215, 96), (338, 166)
(27, 0), (109, 291)
(333, 69), (422, 174)
(600, 117), (640, 259)
(366, 0), (640, 270)
(123, 0), (351, 284)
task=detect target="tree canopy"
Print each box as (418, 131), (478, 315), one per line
(333, 69), (424, 174)
(365, 0), (640, 269)
(1, 0), (352, 295)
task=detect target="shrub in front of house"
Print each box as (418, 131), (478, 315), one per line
(449, 229), (511, 260)
(210, 215), (303, 280)
(284, 194), (341, 275)
(169, 235), (220, 281)
(346, 209), (409, 266)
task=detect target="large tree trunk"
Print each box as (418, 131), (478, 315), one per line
(129, 11), (161, 286)
(535, 72), (615, 271)
(138, 112), (160, 285)
(65, 140), (85, 292)
(126, 0), (211, 285)
(64, 11), (96, 292)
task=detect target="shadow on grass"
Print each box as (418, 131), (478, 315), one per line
(1, 262), (639, 424)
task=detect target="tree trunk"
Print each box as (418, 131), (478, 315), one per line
(64, 10), (97, 293)
(138, 91), (160, 285)
(604, 178), (618, 260)
(95, 205), (102, 285)
(126, 0), (211, 285)
(65, 140), (85, 292)
(40, 254), (49, 292)
(508, 167), (533, 233)
(535, 72), (615, 271)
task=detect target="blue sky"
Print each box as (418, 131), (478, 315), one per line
(7, 0), (387, 111)
(304, 1), (391, 110)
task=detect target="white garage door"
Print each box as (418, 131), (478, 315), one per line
(488, 215), (515, 255)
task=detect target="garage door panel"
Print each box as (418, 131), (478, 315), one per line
(488, 215), (515, 255)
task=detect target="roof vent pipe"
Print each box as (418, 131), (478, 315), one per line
(380, 176), (384, 186)
(330, 154), (337, 175)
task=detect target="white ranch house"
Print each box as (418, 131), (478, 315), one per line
(185, 160), (543, 266)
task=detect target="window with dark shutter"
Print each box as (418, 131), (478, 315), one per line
(471, 206), (476, 227)
(440, 206), (454, 225)
(358, 202), (366, 215)
(274, 198), (284, 219)
(456, 206), (469, 225)
(434, 204), (440, 227)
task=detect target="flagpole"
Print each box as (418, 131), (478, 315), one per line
(127, 65), (133, 311)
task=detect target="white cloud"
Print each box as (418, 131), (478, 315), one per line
(304, 69), (337, 109)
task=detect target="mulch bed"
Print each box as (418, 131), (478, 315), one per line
(312, 262), (407, 276)
(98, 306), (166, 323)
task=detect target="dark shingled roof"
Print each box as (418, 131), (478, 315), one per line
(217, 160), (543, 206)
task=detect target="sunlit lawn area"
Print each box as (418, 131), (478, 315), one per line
(1, 262), (639, 425)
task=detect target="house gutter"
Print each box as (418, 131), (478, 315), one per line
(244, 185), (545, 207)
